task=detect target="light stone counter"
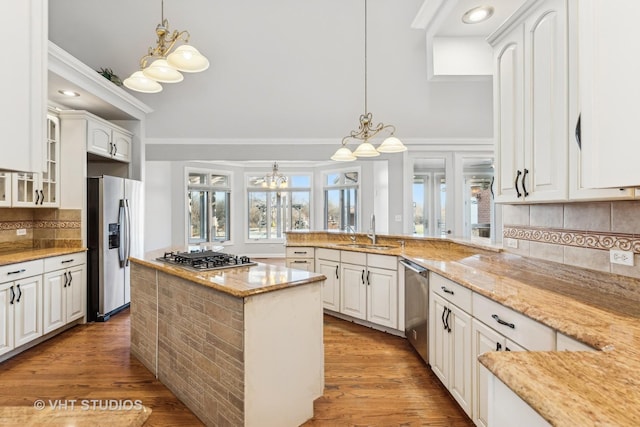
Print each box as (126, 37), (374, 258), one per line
(286, 231), (640, 426)
(0, 247), (87, 266)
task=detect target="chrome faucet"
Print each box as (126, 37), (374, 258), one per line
(367, 214), (376, 245)
(345, 224), (357, 243)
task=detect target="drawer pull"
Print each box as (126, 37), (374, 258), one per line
(441, 286), (454, 295)
(492, 314), (515, 329)
(292, 260), (308, 264)
(61, 259), (74, 264)
(293, 251), (307, 255)
(8, 269), (26, 275)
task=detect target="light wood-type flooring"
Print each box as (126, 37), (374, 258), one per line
(0, 261), (472, 426)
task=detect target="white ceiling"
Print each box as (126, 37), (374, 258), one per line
(48, 0), (496, 145)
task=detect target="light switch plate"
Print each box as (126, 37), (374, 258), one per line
(394, 214), (402, 222)
(610, 249), (634, 266)
(505, 238), (518, 249)
(16, 228), (26, 236)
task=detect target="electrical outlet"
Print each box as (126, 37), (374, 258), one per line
(505, 238), (518, 249)
(16, 229), (26, 236)
(395, 214), (402, 222)
(610, 249), (634, 266)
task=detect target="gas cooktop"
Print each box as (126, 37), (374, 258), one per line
(156, 250), (257, 272)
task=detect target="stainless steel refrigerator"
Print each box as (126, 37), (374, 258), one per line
(87, 176), (144, 322)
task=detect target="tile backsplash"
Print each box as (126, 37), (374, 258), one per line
(0, 208), (81, 252)
(503, 201), (640, 279)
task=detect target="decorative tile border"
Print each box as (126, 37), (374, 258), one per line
(0, 220), (81, 230)
(504, 226), (640, 253)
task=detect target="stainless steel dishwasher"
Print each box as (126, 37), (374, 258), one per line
(401, 259), (429, 364)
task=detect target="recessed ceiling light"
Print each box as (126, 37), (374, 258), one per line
(58, 89), (80, 97)
(462, 6), (494, 24)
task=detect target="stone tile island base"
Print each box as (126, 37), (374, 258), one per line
(130, 263), (324, 426)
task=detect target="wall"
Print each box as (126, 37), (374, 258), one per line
(145, 159), (398, 256)
(502, 201), (640, 279)
(0, 208), (82, 252)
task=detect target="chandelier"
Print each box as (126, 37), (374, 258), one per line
(331, 0), (407, 162)
(123, 0), (210, 93)
(262, 162), (288, 189)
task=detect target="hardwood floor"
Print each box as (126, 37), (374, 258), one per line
(0, 309), (472, 426)
(304, 315), (473, 426)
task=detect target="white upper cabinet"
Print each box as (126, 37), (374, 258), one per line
(0, 1), (47, 173)
(87, 117), (132, 163)
(492, 0), (569, 203)
(577, 0), (640, 189)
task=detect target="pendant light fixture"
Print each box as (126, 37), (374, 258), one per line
(123, 0), (210, 93)
(331, 0), (407, 162)
(262, 162), (288, 189)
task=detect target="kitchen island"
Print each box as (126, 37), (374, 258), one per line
(128, 252), (326, 427)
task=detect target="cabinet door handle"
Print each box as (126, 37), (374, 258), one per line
(113, 144), (118, 156)
(366, 270), (370, 286)
(68, 272), (73, 287)
(16, 284), (21, 303)
(441, 306), (448, 330)
(575, 114), (581, 149)
(496, 342), (502, 351)
(522, 169), (529, 197)
(8, 269), (26, 275)
(515, 170), (522, 198)
(445, 308), (452, 333)
(63, 271), (68, 288)
(361, 269), (365, 285)
(9, 285), (15, 304)
(490, 176), (495, 199)
(109, 142), (114, 155)
(34, 189), (40, 205)
(335, 265), (339, 279)
(492, 314), (515, 329)
(441, 286), (454, 295)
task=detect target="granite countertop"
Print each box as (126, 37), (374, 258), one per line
(287, 233), (640, 426)
(0, 248), (87, 267)
(130, 248), (326, 298)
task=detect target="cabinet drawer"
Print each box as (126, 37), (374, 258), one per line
(316, 248), (340, 262)
(367, 253), (397, 271)
(0, 260), (44, 283)
(286, 246), (314, 259)
(430, 273), (472, 313)
(473, 293), (555, 351)
(341, 250), (367, 265)
(557, 332), (595, 351)
(44, 252), (86, 272)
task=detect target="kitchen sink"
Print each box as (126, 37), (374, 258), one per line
(336, 243), (397, 251)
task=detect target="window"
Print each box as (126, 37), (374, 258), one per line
(187, 171), (231, 244)
(247, 173), (311, 240)
(324, 170), (359, 231)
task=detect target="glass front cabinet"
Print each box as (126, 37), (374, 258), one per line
(12, 114), (60, 208)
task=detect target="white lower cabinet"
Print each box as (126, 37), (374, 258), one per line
(0, 252), (86, 360)
(285, 246), (315, 272)
(488, 373), (551, 427)
(340, 251), (398, 329)
(472, 319), (526, 427)
(43, 261), (86, 334)
(315, 248), (341, 312)
(429, 274), (473, 418)
(0, 260), (44, 357)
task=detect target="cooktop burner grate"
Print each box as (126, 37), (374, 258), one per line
(157, 250), (257, 271)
